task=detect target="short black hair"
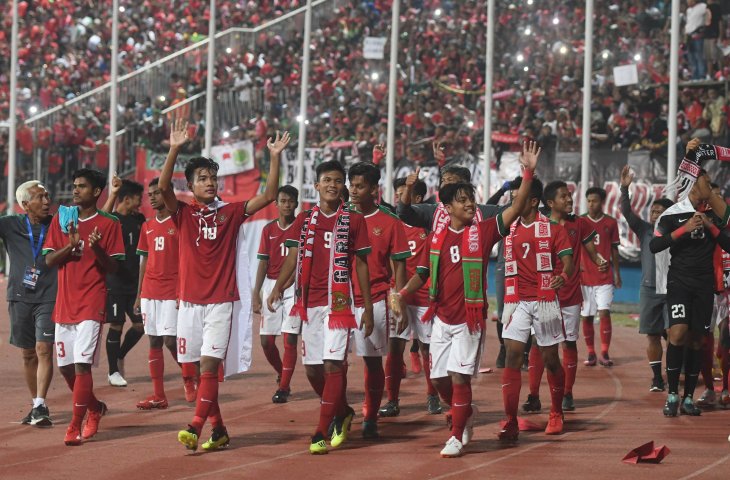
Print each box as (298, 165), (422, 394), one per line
(185, 156), (219, 183)
(586, 187), (607, 202)
(543, 180), (568, 203)
(653, 198), (674, 210)
(440, 182), (475, 205)
(529, 178), (544, 202)
(393, 177), (427, 198)
(440, 164), (471, 183)
(118, 179), (144, 201)
(149, 177), (160, 188)
(277, 185), (299, 202)
(510, 176), (522, 191)
(711, 182), (720, 189)
(72, 168), (106, 191)
(348, 162), (381, 187)
(315, 160), (346, 181)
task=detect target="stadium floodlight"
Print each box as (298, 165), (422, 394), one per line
(296, 114), (304, 123)
(516, 53), (524, 62)
(28, 105), (38, 115)
(371, 72), (379, 81)
(527, 0), (534, 5)
(602, 51), (610, 59)
(434, 8), (442, 17)
(524, 66), (529, 72)
(467, 120), (475, 128)
(119, 6), (125, 13)
(552, 17), (559, 25)
(524, 27), (532, 36)
(559, 46), (568, 55)
(159, 95), (166, 102)
(634, 53), (641, 62)
(226, 47), (232, 54)
(222, 131), (230, 139)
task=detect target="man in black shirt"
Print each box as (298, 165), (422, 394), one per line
(0, 181), (57, 426)
(650, 167), (730, 417)
(102, 177), (146, 387)
(705, 0), (724, 79)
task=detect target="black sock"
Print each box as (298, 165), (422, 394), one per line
(666, 342), (684, 395)
(107, 329), (122, 374)
(650, 361), (663, 380)
(119, 327), (144, 359)
(410, 340), (419, 353)
(683, 348), (702, 399)
(497, 321), (504, 344)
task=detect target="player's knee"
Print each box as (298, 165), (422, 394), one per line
(59, 364), (75, 379)
(108, 324), (123, 332)
(21, 348), (38, 364)
(75, 363), (91, 375)
(284, 333), (298, 346)
(149, 335), (163, 348)
(363, 356), (383, 371)
(598, 310), (611, 319)
(563, 340), (577, 350)
(163, 336), (176, 351)
(132, 323), (144, 333)
(35, 342), (53, 358)
(260, 335), (273, 349)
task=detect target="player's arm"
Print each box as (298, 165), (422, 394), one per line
(267, 246), (297, 312)
(159, 118), (189, 214)
(88, 226), (120, 274)
(134, 255), (147, 314)
(101, 174), (122, 214)
(611, 245), (622, 288)
(355, 254), (374, 337)
(44, 220), (80, 267)
(650, 214), (703, 253)
(396, 166), (433, 229)
(245, 131), (290, 216)
(252, 257), (268, 314)
(500, 141), (540, 227)
(550, 253), (574, 289)
(583, 237), (608, 272)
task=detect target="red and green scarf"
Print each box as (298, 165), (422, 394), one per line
(290, 202), (357, 329)
(422, 204), (486, 333)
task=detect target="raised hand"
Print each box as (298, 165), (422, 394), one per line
(169, 117), (190, 150)
(520, 140), (541, 171)
(267, 130), (291, 155)
(620, 165), (634, 188)
(67, 222), (80, 249)
(433, 141), (445, 165)
(88, 226), (103, 251)
(686, 137), (701, 154)
(110, 173), (122, 195)
(406, 166), (421, 189)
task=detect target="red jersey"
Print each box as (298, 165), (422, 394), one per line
(284, 207), (371, 308)
(510, 219), (573, 301)
(351, 207), (411, 307)
(404, 223), (430, 307)
(43, 211), (125, 324)
(257, 219), (296, 280)
(173, 201), (248, 304)
(580, 214), (619, 286)
(553, 215), (596, 307)
(137, 215), (179, 300)
(422, 215), (507, 325)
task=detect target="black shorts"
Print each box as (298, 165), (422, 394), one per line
(107, 293), (143, 325)
(666, 281), (713, 334)
(8, 301), (55, 348)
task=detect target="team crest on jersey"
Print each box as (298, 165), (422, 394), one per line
(217, 214), (228, 223)
(168, 228), (176, 235)
(372, 227), (383, 236)
(420, 232), (427, 240)
(332, 291), (351, 311)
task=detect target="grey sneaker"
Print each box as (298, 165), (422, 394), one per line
(427, 394), (443, 414)
(31, 404), (52, 427)
(562, 393), (575, 412)
(378, 400), (400, 417)
(20, 408), (33, 425)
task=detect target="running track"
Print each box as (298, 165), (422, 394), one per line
(0, 289), (728, 479)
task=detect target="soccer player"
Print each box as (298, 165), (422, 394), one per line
(266, 160), (373, 455)
(134, 177), (196, 409)
(382, 176), (442, 416)
(499, 177), (574, 441)
(619, 166), (674, 392)
(393, 141), (540, 457)
(44, 168), (125, 445)
(252, 185), (300, 403)
(347, 161), (411, 438)
(101, 177), (146, 387)
(160, 120), (288, 451)
(522, 181), (606, 413)
(580, 187), (622, 367)
(0, 181), (56, 426)
(650, 167), (730, 417)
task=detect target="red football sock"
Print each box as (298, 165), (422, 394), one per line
(182, 362), (198, 380)
(502, 367), (522, 420)
(208, 399), (224, 429)
(262, 337), (283, 375)
(279, 334), (297, 391)
(599, 314), (612, 355)
(721, 348), (730, 391)
(528, 346), (544, 397)
(316, 370), (344, 436)
(191, 372), (218, 434)
(341, 359), (349, 408)
(435, 377), (453, 407)
(562, 346), (578, 395)
(547, 366), (565, 414)
(149, 347), (166, 399)
(422, 351), (437, 396)
(364, 363), (385, 422)
(451, 381), (473, 440)
(386, 350), (403, 402)
(701, 334), (715, 390)
(71, 372), (93, 428)
(582, 318), (596, 355)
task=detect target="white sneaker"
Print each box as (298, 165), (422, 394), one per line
(440, 436), (464, 458)
(462, 404), (478, 446)
(117, 358), (125, 377)
(108, 372), (128, 387)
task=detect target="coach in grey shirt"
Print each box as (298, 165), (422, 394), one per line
(0, 180), (57, 427)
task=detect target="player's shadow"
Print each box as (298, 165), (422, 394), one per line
(88, 422), (183, 441)
(574, 396), (620, 408)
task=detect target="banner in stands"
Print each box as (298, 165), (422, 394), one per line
(210, 140), (255, 176)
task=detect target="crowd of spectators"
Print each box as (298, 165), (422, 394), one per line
(3, 0), (730, 194)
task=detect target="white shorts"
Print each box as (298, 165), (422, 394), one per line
(260, 278), (299, 335)
(562, 304), (581, 342)
(141, 298), (178, 337)
(177, 301), (233, 362)
(301, 305), (350, 365)
(353, 299), (389, 357)
(503, 301), (565, 347)
(712, 293), (728, 331)
(390, 305), (432, 344)
(55, 320), (102, 367)
(429, 316), (482, 379)
(580, 284), (614, 316)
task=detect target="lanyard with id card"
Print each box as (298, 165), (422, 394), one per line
(23, 216), (45, 291)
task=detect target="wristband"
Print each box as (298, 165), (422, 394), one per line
(672, 225), (688, 239)
(560, 272), (569, 283)
(523, 168), (534, 181)
(398, 288), (409, 298)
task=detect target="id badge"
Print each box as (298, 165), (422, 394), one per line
(23, 266), (41, 290)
